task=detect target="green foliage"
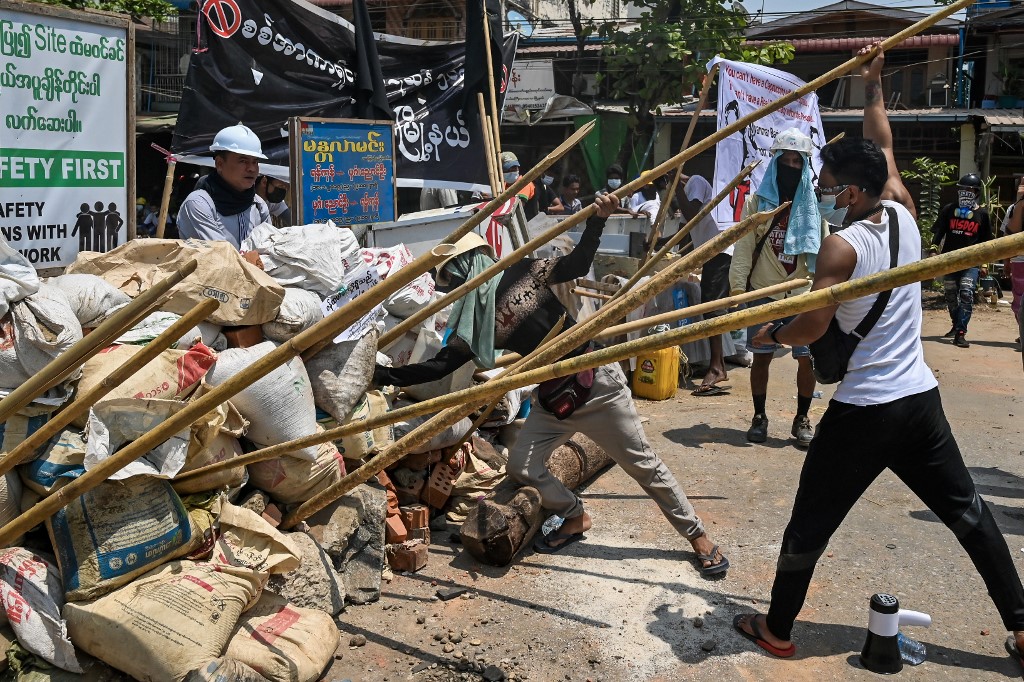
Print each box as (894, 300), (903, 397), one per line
(980, 174), (1006, 228)
(901, 156), (957, 249)
(33, 0), (177, 22)
(595, 0), (793, 166)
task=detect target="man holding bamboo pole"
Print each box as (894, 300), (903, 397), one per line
(373, 193), (729, 575)
(734, 47), (1024, 663)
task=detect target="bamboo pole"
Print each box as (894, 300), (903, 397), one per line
(478, 94), (501, 197)
(381, 148), (734, 350)
(0, 299), (219, 479)
(595, 278), (809, 339)
(381, 0), (972, 354)
(491, 278), (809, 367)
(156, 159), (175, 239)
(481, 6), (502, 157)
(573, 288), (611, 301)
(641, 64), (720, 266)
(612, 163), (761, 301)
(576, 279), (619, 294)
(279, 207), (777, 528)
(0, 259), (199, 425)
(183, 207), (781, 489)
(0, 127), (597, 548)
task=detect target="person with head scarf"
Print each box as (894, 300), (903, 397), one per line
(728, 128), (829, 449)
(373, 193), (731, 577)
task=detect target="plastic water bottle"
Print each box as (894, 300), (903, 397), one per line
(541, 515), (565, 537)
(897, 632), (927, 666)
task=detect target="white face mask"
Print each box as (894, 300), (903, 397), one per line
(504, 172), (519, 184)
(817, 187), (850, 225)
(542, 175), (554, 186)
(607, 178), (622, 189)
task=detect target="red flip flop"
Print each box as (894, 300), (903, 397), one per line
(733, 614), (797, 658)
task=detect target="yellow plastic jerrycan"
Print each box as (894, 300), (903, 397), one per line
(631, 346), (680, 400)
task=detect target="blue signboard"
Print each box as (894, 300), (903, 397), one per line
(290, 118), (397, 226)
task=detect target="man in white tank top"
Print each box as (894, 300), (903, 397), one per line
(733, 46), (1024, 664)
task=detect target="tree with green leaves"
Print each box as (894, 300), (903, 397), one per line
(593, 0), (793, 169)
(34, 0), (177, 23)
(901, 156), (957, 250)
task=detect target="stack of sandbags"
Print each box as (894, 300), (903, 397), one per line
(241, 222), (360, 297)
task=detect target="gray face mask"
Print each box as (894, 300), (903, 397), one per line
(607, 178), (622, 189)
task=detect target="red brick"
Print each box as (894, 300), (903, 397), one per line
(421, 460), (459, 509)
(261, 503), (282, 527)
(387, 540), (428, 572)
(385, 514), (408, 544)
(223, 325), (264, 348)
(399, 504), (429, 529)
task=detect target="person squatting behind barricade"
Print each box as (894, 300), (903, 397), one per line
(931, 173), (993, 348)
(728, 128), (828, 449)
(371, 194), (730, 577)
(733, 46), (1024, 668)
(177, 123), (271, 249)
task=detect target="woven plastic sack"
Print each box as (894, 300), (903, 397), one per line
(306, 329), (377, 422)
(47, 274), (130, 328)
(262, 288), (323, 342)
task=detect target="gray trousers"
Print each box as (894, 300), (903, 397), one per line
(507, 363), (705, 540)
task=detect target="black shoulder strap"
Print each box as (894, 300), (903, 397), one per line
(851, 206), (899, 340)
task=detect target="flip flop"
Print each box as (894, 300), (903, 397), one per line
(695, 544), (730, 576)
(1005, 635), (1024, 671)
(733, 613), (796, 658)
(692, 384), (731, 397)
(533, 529), (585, 554)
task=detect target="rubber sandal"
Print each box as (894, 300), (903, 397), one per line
(733, 613), (796, 658)
(695, 544), (730, 576)
(692, 384), (731, 397)
(1005, 635), (1024, 671)
(533, 529), (585, 554)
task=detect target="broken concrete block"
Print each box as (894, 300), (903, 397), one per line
(266, 531), (345, 617)
(306, 482), (387, 605)
(407, 526), (430, 545)
(386, 540), (427, 573)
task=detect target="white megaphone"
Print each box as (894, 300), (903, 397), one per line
(859, 593), (931, 674)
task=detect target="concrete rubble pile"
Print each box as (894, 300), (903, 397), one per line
(0, 229), (538, 681)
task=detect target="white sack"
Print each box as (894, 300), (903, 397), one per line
(85, 398), (190, 479)
(241, 222), (360, 296)
(0, 284), (83, 391)
(0, 237), (39, 319)
(262, 287), (324, 342)
(48, 273), (130, 327)
(204, 342), (319, 461)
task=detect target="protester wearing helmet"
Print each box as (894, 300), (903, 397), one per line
(373, 194), (731, 577)
(931, 172), (993, 348)
(176, 124), (271, 249)
(728, 128), (829, 448)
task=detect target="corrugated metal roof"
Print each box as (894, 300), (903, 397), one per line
(745, 34), (959, 52)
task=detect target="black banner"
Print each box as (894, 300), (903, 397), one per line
(172, 0), (517, 191)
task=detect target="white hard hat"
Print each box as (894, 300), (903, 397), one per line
(770, 128), (813, 155)
(209, 123), (267, 159)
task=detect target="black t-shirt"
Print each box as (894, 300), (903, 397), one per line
(376, 215), (607, 387)
(932, 203), (992, 254)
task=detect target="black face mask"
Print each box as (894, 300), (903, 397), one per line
(776, 164), (802, 199)
(266, 186), (287, 203)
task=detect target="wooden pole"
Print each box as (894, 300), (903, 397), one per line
(378, 0), (972, 355)
(641, 64), (720, 266)
(481, 6), (502, 156)
(0, 124), (597, 547)
(573, 288), (611, 301)
(478, 94), (501, 197)
(185, 207), (780, 489)
(0, 299), (219, 479)
(613, 163), (763, 300)
(0, 259), (199, 425)
(155, 159), (175, 239)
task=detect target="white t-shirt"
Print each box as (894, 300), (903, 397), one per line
(628, 192), (645, 212)
(684, 175), (734, 256)
(832, 200), (938, 405)
(635, 197), (661, 225)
